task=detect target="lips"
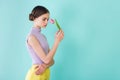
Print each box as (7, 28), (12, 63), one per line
(43, 24), (47, 27)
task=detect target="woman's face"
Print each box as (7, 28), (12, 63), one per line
(35, 13), (49, 28)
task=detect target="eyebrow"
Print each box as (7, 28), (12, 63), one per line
(43, 17), (49, 20)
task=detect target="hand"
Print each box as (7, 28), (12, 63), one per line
(55, 30), (64, 43)
(35, 64), (47, 75)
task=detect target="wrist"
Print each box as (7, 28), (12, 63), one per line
(54, 40), (59, 46)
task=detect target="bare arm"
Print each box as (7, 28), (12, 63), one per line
(28, 30), (64, 64)
(45, 59), (54, 68)
(35, 59), (54, 75)
(45, 49), (54, 68)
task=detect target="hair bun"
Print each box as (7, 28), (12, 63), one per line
(29, 13), (35, 21)
(29, 6), (49, 21)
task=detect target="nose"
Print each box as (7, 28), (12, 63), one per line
(45, 19), (48, 24)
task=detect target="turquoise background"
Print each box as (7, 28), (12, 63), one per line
(0, 0), (120, 80)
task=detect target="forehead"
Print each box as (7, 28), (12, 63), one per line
(40, 13), (49, 18)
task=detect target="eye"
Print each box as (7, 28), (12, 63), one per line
(42, 18), (49, 21)
(42, 18), (46, 21)
(47, 18), (49, 21)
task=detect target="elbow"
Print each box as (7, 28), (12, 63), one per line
(41, 56), (53, 64)
(42, 59), (51, 64)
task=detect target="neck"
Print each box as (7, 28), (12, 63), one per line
(33, 22), (41, 29)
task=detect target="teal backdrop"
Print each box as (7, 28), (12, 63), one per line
(0, 0), (120, 80)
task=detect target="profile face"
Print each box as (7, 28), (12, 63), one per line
(36, 13), (50, 28)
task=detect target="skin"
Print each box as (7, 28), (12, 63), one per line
(28, 13), (64, 75)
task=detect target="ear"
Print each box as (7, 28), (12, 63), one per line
(34, 17), (38, 21)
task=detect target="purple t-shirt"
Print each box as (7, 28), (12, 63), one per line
(26, 27), (49, 64)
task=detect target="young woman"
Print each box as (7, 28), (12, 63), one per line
(25, 6), (64, 80)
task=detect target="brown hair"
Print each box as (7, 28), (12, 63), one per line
(29, 5), (49, 21)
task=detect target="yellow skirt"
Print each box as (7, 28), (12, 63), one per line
(25, 65), (50, 80)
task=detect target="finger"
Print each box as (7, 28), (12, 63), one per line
(41, 64), (46, 68)
(59, 31), (64, 36)
(56, 31), (59, 34)
(35, 65), (42, 73)
(36, 70), (42, 75)
(62, 31), (64, 34)
(56, 30), (61, 34)
(35, 70), (40, 75)
(58, 30), (62, 36)
(57, 30), (61, 35)
(62, 32), (64, 37)
(35, 68), (42, 75)
(35, 65), (39, 69)
(60, 31), (64, 36)
(61, 33), (64, 39)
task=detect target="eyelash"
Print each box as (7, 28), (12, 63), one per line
(43, 18), (49, 21)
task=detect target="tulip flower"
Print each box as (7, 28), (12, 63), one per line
(49, 18), (55, 24)
(50, 19), (61, 30)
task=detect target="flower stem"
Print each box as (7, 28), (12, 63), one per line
(55, 19), (61, 30)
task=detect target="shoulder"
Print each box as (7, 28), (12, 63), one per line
(28, 35), (36, 39)
(27, 34), (35, 40)
(28, 35), (39, 45)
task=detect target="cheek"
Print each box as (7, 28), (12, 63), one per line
(38, 19), (43, 24)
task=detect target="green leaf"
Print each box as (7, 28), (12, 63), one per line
(55, 19), (61, 30)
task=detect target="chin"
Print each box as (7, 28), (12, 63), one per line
(42, 26), (46, 28)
